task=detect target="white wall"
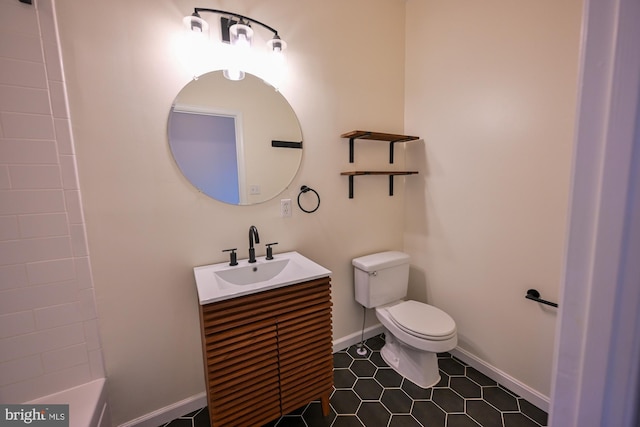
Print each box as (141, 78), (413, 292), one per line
(1, 0), (585, 422)
(0, 0), (104, 403)
(54, 0), (407, 424)
(403, 0), (582, 400)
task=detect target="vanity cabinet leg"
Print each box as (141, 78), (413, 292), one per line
(321, 393), (330, 416)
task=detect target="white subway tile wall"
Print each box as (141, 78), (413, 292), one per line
(0, 0), (105, 403)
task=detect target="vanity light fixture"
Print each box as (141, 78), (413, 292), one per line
(183, 8), (287, 81)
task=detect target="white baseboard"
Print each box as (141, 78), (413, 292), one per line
(335, 324), (550, 411)
(450, 347), (550, 412)
(118, 392), (206, 427)
(121, 327), (387, 427)
(332, 324), (385, 353)
(121, 326), (549, 426)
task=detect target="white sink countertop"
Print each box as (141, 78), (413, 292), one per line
(194, 251), (332, 305)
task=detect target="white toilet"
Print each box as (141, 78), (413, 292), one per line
(353, 251), (457, 388)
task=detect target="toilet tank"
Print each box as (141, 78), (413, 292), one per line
(352, 251), (410, 308)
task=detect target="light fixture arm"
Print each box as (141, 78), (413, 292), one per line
(192, 8), (279, 37)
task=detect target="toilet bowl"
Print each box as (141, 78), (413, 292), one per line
(376, 300), (457, 388)
(352, 251), (457, 388)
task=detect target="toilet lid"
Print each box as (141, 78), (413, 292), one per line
(387, 300), (456, 339)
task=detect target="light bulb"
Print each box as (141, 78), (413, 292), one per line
(183, 15), (209, 36)
(229, 23), (253, 49)
(267, 36), (287, 53)
(223, 68), (245, 81)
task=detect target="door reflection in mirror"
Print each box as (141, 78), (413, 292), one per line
(169, 107), (244, 204)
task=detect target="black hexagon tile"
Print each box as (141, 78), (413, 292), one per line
(163, 334), (548, 427)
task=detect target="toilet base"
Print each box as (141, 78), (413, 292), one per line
(380, 331), (441, 389)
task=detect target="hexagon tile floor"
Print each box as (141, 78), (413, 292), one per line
(162, 334), (548, 427)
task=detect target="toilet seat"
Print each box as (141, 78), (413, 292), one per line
(387, 300), (456, 341)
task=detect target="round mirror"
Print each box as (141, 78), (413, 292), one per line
(168, 71), (302, 205)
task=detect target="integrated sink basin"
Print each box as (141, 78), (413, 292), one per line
(214, 258), (289, 286)
(194, 251), (331, 304)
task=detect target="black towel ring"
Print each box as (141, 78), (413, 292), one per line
(297, 185), (320, 213)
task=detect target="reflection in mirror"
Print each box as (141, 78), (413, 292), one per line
(168, 71), (303, 205)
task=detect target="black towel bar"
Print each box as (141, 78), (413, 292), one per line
(525, 289), (558, 308)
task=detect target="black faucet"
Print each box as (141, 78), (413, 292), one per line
(248, 225), (260, 263)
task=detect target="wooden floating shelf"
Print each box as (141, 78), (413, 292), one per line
(340, 171), (419, 198)
(340, 130), (420, 142)
(340, 130), (420, 164)
(340, 171), (419, 176)
(340, 130), (421, 199)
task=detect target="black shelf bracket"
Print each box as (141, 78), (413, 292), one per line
(525, 289), (558, 308)
(390, 141), (396, 164)
(350, 136), (412, 164)
(348, 132), (371, 163)
(349, 138), (355, 163)
(344, 173), (411, 198)
(348, 175), (354, 198)
(389, 137), (416, 163)
(346, 175), (394, 198)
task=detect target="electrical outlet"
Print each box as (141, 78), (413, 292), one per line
(280, 199), (292, 217)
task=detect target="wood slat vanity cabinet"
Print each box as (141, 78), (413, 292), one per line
(199, 276), (333, 426)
